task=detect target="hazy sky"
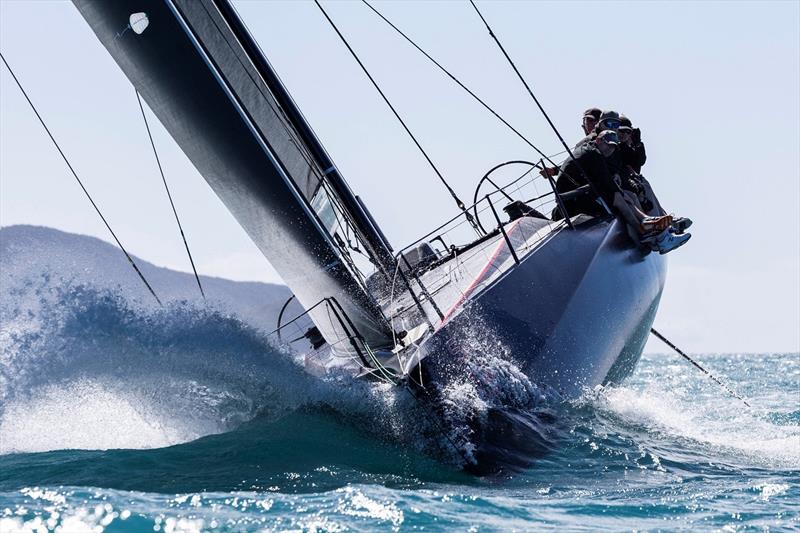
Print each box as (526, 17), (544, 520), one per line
(1, 0), (798, 354)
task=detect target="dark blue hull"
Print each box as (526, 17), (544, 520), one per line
(418, 216), (667, 398)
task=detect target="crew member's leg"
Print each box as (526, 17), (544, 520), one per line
(638, 175), (666, 216)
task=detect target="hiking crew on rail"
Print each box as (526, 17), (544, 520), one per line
(541, 107), (692, 255)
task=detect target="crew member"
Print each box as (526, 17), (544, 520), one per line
(582, 107), (602, 136)
(555, 130), (690, 253)
(540, 107), (602, 178)
(573, 109), (622, 150)
(617, 115), (646, 173)
(554, 130), (618, 218)
(617, 115), (692, 234)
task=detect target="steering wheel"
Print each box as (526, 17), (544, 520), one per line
(472, 160), (539, 234)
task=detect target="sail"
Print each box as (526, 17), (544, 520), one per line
(72, 0), (394, 350)
(210, 0), (396, 271)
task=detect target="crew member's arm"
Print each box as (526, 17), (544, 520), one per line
(632, 128), (647, 170)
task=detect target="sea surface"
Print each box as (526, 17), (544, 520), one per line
(1, 228), (798, 531)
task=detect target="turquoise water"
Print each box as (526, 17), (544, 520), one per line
(1, 278), (798, 530)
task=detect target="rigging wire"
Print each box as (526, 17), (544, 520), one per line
(275, 294), (296, 342)
(313, 0), (481, 235)
(134, 90), (205, 300)
(467, 0), (576, 166)
(0, 52), (163, 306)
(650, 328), (751, 408)
(361, 0), (564, 172)
(466, 1), (609, 209)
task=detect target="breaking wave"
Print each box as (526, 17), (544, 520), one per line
(0, 267), (545, 471)
(0, 226), (797, 487)
(0, 281), (316, 454)
(0, 282), (553, 472)
(0, 225), (553, 469)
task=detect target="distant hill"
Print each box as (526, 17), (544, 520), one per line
(0, 225), (301, 331)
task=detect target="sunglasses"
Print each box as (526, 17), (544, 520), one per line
(601, 119), (621, 130)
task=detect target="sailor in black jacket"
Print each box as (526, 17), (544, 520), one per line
(617, 116), (691, 235)
(618, 115), (647, 174)
(555, 133), (617, 218)
(555, 131), (689, 253)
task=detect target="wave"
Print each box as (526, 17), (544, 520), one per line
(564, 354), (800, 475)
(1, 227), (797, 486)
(0, 242), (556, 470)
(582, 379), (800, 471)
(0, 267), (485, 467)
(0, 280), (317, 454)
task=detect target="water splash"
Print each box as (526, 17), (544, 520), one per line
(581, 372), (800, 471)
(0, 280), (320, 454)
(2, 226), (798, 531)
(1, 226), (797, 482)
(0, 263), (443, 463)
(0, 227), (559, 468)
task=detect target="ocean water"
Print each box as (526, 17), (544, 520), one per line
(1, 233), (798, 531)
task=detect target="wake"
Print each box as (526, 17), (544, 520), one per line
(577, 358), (800, 471)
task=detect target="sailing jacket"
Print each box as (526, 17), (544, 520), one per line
(618, 141), (647, 174)
(556, 142), (617, 217)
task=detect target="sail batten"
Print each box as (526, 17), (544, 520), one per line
(73, 0), (394, 350)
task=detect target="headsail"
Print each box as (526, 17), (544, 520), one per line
(73, 0), (394, 351)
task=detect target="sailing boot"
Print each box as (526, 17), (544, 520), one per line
(654, 230), (691, 254)
(670, 217), (693, 234)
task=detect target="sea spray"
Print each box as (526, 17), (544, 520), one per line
(0, 268), (452, 463)
(1, 227), (798, 530)
(0, 227), (565, 470)
(0, 280), (315, 453)
(419, 312), (560, 470)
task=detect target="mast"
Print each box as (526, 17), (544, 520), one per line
(72, 0), (395, 351)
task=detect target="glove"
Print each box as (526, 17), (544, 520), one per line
(632, 128), (642, 144)
(539, 166), (559, 178)
(627, 173), (644, 193)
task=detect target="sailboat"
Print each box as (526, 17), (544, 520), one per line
(70, 0), (667, 467)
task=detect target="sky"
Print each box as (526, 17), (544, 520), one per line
(1, 0), (798, 354)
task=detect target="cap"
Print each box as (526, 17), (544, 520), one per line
(596, 129), (620, 146)
(619, 115), (633, 131)
(599, 110), (620, 122)
(583, 107), (602, 120)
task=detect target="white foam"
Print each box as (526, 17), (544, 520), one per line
(592, 382), (800, 469)
(0, 379), (203, 453)
(756, 482), (790, 501)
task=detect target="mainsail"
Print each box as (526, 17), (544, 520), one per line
(72, 0), (395, 351)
